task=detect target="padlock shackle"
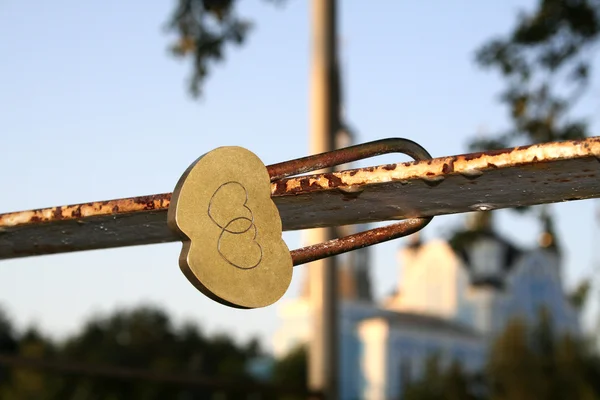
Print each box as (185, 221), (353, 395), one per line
(266, 137), (434, 266)
(290, 217), (432, 266)
(267, 138), (432, 181)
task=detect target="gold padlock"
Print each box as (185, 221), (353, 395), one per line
(169, 139), (434, 309)
(168, 147), (293, 309)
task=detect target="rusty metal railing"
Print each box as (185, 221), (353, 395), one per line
(1, 137), (599, 261)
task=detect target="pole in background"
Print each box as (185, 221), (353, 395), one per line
(308, 0), (339, 398)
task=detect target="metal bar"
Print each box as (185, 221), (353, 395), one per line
(0, 353), (321, 397)
(290, 217), (432, 266)
(1, 137), (599, 260)
(274, 136), (600, 229)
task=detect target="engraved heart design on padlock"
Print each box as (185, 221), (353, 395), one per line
(207, 182), (262, 269)
(168, 146), (293, 309)
(217, 219), (262, 270)
(208, 182), (253, 234)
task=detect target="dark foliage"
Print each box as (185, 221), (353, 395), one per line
(0, 304), (293, 400)
(404, 356), (478, 400)
(272, 344), (307, 399)
(472, 0), (599, 151)
(405, 311), (600, 400)
(167, 0), (284, 97)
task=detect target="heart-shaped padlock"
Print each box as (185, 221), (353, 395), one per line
(168, 139), (433, 309)
(168, 147), (292, 309)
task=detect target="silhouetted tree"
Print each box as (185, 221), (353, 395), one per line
(1, 328), (58, 400)
(568, 279), (591, 311)
(167, 0), (284, 97)
(0, 304), (274, 399)
(404, 356), (478, 400)
(0, 308), (17, 398)
(404, 311), (600, 400)
(472, 0), (599, 151)
(272, 344), (307, 399)
(54, 305), (260, 399)
(487, 312), (600, 400)
(469, 0), (600, 257)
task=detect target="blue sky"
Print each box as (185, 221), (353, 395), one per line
(0, 0), (598, 350)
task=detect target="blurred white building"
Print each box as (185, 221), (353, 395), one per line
(273, 212), (580, 400)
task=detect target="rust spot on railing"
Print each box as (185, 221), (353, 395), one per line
(271, 137), (600, 197)
(0, 194), (173, 228)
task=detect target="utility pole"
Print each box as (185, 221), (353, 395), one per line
(308, 0), (339, 399)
